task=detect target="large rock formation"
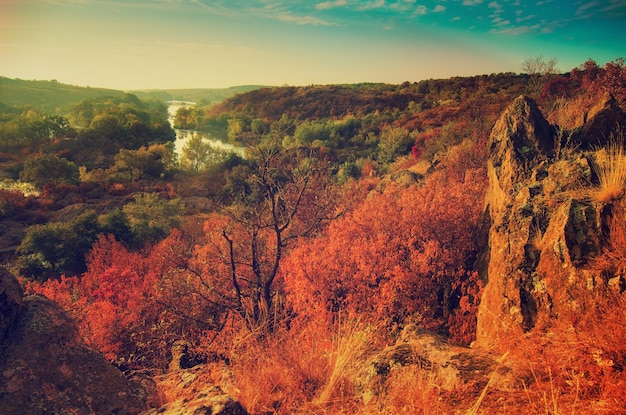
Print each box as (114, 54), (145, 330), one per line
(0, 268), (22, 342)
(475, 95), (625, 348)
(0, 279), (145, 414)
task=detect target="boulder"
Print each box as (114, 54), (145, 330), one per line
(573, 94), (626, 149)
(487, 95), (555, 193)
(0, 269), (22, 342)
(143, 365), (248, 415)
(0, 295), (144, 415)
(356, 325), (528, 405)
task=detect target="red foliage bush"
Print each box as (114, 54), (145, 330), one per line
(28, 231), (215, 369)
(0, 188), (27, 217)
(283, 140), (487, 343)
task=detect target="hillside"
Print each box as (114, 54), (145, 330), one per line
(0, 76), (126, 113)
(1, 58), (626, 415)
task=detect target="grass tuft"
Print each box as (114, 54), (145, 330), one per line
(592, 131), (626, 203)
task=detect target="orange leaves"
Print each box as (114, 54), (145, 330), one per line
(283, 141), (487, 342)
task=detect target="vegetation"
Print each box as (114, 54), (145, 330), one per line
(130, 85), (267, 106)
(4, 58), (626, 414)
(0, 76), (125, 113)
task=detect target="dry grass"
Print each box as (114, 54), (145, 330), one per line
(362, 365), (444, 415)
(592, 132), (626, 203)
(313, 320), (373, 407)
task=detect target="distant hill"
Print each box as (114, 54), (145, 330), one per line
(0, 77), (267, 114)
(130, 85), (269, 106)
(0, 77), (126, 113)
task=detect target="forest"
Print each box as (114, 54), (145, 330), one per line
(1, 58), (626, 414)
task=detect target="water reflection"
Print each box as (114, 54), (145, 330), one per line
(167, 101), (245, 159)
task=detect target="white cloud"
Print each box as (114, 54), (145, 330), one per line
(414, 5), (427, 15)
(491, 23), (540, 35)
(576, 0), (600, 14)
(316, 0), (347, 11)
(516, 13), (535, 23)
(462, 0), (483, 5)
(357, 0), (386, 10)
(434, 5), (446, 12)
(274, 12), (334, 25)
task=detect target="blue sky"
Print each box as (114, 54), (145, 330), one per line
(0, 0), (624, 90)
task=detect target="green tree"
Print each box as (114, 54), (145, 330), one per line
(19, 154), (80, 188)
(111, 144), (166, 181)
(99, 208), (135, 246)
(122, 193), (185, 245)
(180, 134), (212, 173)
(377, 126), (415, 164)
(18, 211), (100, 280)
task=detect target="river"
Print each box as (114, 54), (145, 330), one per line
(167, 101), (245, 158)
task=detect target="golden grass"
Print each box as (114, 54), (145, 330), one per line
(592, 132), (626, 203)
(313, 320), (373, 407)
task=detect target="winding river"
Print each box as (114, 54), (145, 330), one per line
(167, 101), (245, 158)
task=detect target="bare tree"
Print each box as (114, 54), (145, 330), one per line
(189, 138), (340, 333)
(521, 55), (559, 76)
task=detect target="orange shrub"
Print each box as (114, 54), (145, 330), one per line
(283, 140), (487, 343)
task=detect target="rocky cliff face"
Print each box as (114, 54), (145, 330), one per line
(475, 95), (626, 348)
(0, 271), (145, 415)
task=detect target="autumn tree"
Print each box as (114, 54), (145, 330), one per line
(191, 139), (338, 333)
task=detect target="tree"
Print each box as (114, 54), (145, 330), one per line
(180, 134), (230, 173)
(110, 144), (167, 181)
(283, 140), (488, 343)
(521, 55), (559, 76)
(122, 192), (185, 245)
(522, 56), (559, 97)
(19, 154), (80, 188)
(191, 140), (339, 332)
(18, 211), (100, 280)
(377, 126), (415, 164)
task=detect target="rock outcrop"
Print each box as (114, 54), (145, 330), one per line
(0, 283), (145, 414)
(143, 364), (248, 415)
(0, 268), (22, 342)
(475, 95), (624, 348)
(356, 325), (529, 404)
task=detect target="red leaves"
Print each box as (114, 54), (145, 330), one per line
(284, 143), (488, 343)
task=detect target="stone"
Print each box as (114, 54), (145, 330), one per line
(476, 95), (612, 349)
(143, 365), (249, 415)
(574, 94), (626, 150)
(0, 268), (22, 342)
(0, 295), (144, 415)
(355, 325), (528, 405)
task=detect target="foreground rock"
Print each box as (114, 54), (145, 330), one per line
(0, 292), (144, 415)
(476, 94), (626, 347)
(0, 268), (22, 342)
(356, 325), (529, 404)
(142, 364), (248, 415)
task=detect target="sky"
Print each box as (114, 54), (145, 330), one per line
(0, 0), (624, 90)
